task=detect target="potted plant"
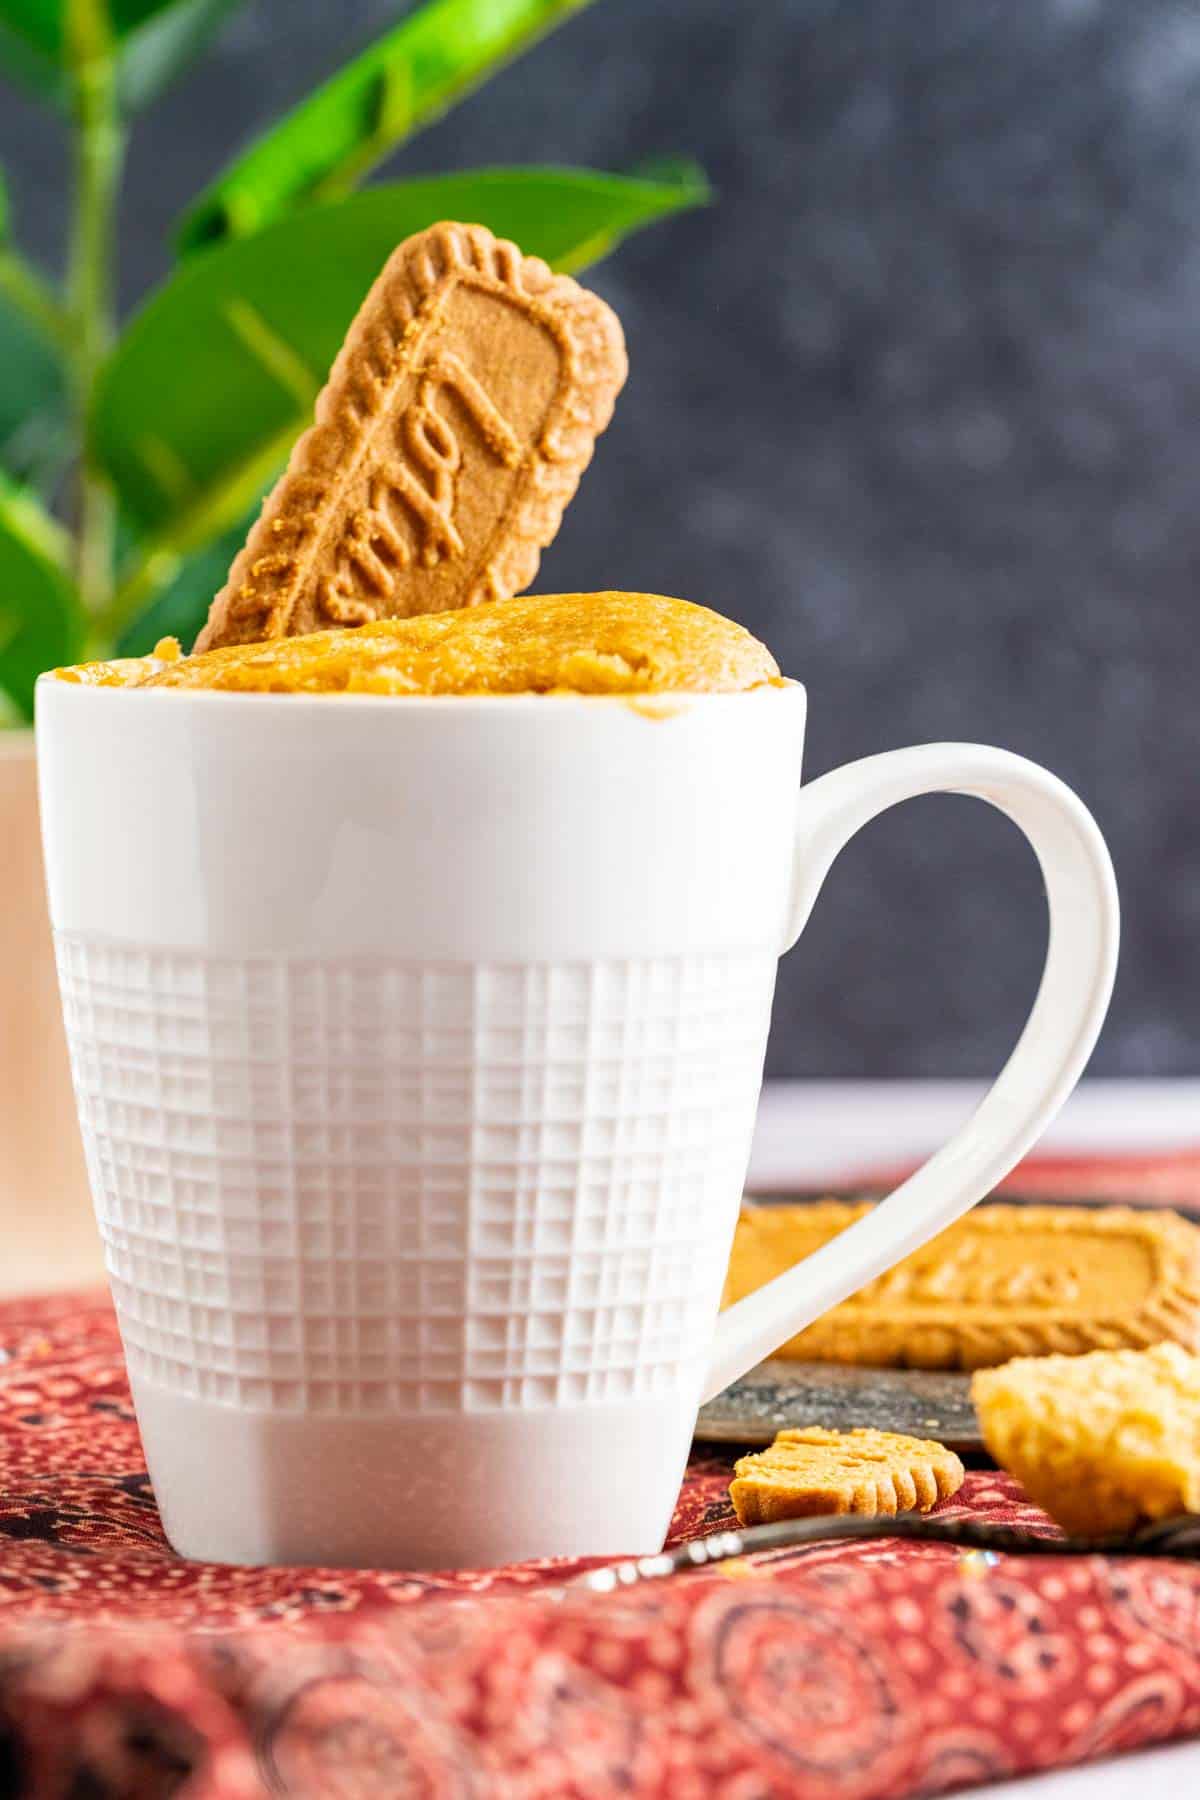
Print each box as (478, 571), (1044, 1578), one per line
(0, 0), (705, 1285)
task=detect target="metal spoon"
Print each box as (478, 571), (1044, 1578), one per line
(575, 1511), (1200, 1593)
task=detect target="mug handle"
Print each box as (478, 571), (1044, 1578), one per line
(702, 742), (1119, 1402)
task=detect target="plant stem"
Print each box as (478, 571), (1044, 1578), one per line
(65, 5), (124, 621)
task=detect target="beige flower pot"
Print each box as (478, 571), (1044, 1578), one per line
(0, 735), (102, 1296)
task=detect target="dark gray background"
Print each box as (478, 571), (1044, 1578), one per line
(3, 0), (1196, 1077)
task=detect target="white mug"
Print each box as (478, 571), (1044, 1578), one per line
(36, 676), (1118, 1567)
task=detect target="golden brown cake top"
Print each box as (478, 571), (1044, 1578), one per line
(54, 592), (782, 697)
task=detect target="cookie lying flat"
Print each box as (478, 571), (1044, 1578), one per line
(196, 220), (626, 651)
(729, 1426), (964, 1526)
(724, 1202), (1200, 1369)
(972, 1342), (1200, 1536)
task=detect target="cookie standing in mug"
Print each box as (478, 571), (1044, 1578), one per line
(196, 222), (627, 650)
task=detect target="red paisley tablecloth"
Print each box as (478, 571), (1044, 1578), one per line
(2, 1155), (1199, 1798)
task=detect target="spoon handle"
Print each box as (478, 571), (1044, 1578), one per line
(575, 1510), (1200, 1593)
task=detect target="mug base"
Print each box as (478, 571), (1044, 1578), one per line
(130, 1378), (698, 1569)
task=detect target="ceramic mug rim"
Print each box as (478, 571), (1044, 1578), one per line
(35, 673), (806, 718)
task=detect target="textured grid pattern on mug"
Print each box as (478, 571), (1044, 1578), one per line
(57, 939), (775, 1411)
(109, 1237), (716, 1411)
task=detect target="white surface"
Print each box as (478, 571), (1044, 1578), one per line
(749, 1078), (1200, 1188)
(39, 681), (807, 1565)
(59, 943), (773, 1418)
(57, 941), (772, 1565)
(750, 1077), (1200, 1800)
(950, 1737), (1200, 1800)
(35, 678), (809, 960)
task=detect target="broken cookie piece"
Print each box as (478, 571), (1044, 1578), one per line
(729, 1425), (965, 1525)
(972, 1342), (1200, 1536)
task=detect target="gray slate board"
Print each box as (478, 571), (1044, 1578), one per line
(696, 1359), (980, 1453)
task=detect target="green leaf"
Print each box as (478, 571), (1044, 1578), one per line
(0, 0), (245, 110)
(0, 227), (71, 491)
(115, 505), (252, 655)
(0, 473), (82, 720)
(0, 298), (70, 492)
(0, 9), (60, 102)
(0, 0), (66, 63)
(95, 166), (708, 554)
(0, 164), (70, 346)
(177, 0), (597, 252)
(0, 166), (72, 492)
(114, 0), (244, 111)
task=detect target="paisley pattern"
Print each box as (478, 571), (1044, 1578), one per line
(938, 1572), (1078, 1692)
(2, 1155), (1200, 1797)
